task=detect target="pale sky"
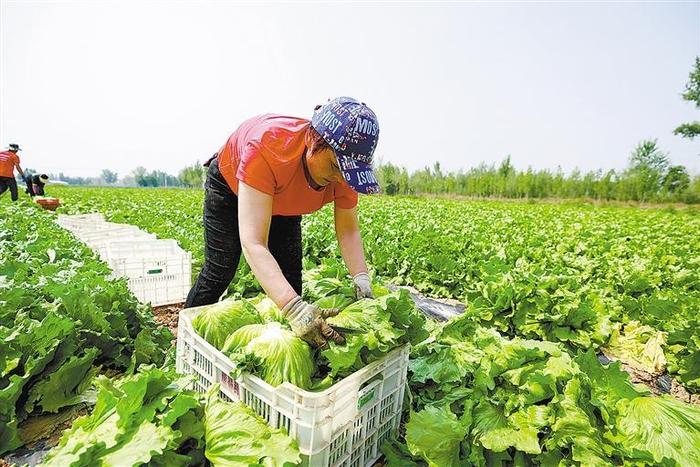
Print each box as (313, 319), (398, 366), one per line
(1, 1), (699, 178)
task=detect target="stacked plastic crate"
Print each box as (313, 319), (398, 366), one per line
(57, 213), (192, 306)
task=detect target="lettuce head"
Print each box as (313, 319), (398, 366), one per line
(225, 322), (315, 390)
(249, 296), (286, 324)
(192, 299), (261, 350)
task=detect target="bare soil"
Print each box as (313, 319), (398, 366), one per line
(152, 302), (185, 338)
(21, 405), (89, 450)
(670, 380), (700, 405)
(601, 352), (700, 407)
(0, 405), (90, 467)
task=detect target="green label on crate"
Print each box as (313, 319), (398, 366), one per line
(358, 388), (376, 410)
(147, 268), (163, 275)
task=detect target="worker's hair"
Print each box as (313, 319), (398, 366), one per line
(308, 127), (332, 154)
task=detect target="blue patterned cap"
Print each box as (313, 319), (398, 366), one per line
(311, 97), (380, 194)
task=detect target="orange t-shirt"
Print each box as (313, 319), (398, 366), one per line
(217, 114), (359, 216)
(0, 151), (19, 178)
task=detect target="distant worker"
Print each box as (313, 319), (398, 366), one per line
(25, 173), (49, 197)
(185, 97), (381, 349)
(0, 144), (26, 202)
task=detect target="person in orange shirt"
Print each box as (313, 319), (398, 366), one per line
(186, 97), (381, 348)
(0, 144), (26, 202)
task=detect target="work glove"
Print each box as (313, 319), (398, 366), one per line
(353, 272), (374, 299)
(282, 296), (345, 349)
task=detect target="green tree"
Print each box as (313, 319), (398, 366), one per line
(663, 165), (690, 193)
(132, 167), (180, 187)
(399, 167), (410, 194)
(133, 166), (147, 186)
(178, 162), (206, 188)
(101, 169), (118, 184)
(674, 56), (700, 140)
(498, 156), (514, 178)
(627, 139), (669, 200)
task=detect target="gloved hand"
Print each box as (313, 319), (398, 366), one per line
(282, 296), (345, 349)
(353, 272), (374, 299)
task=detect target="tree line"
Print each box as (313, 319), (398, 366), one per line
(40, 163), (206, 189)
(375, 140), (700, 203)
(376, 57), (700, 204)
(43, 143), (700, 203)
(39, 56), (700, 203)
(41, 147), (699, 203)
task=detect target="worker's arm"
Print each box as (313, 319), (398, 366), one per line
(335, 204), (374, 298)
(334, 204), (369, 277)
(15, 162), (24, 179)
(238, 181), (344, 348)
(237, 181), (298, 309)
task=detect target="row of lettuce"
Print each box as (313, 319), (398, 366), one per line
(39, 367), (300, 466)
(1, 201), (304, 466)
(52, 187), (699, 394)
(181, 250), (700, 467)
(0, 202), (172, 455)
(31, 284), (700, 466)
(397, 312), (700, 466)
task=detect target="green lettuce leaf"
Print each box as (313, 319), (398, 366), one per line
(25, 348), (99, 413)
(612, 395), (700, 466)
(203, 385), (300, 467)
(323, 291), (424, 377)
(471, 401), (547, 454)
(381, 439), (421, 467)
(574, 350), (646, 422)
(99, 420), (174, 467)
(40, 366), (205, 467)
(250, 296), (286, 324)
(406, 404), (470, 467)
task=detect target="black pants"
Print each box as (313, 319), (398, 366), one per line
(25, 177), (45, 197)
(0, 177), (18, 201)
(185, 159), (303, 308)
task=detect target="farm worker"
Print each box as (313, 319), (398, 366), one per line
(25, 173), (49, 197)
(186, 97), (380, 348)
(0, 144), (26, 202)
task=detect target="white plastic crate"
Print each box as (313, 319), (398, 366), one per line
(107, 239), (192, 306)
(89, 232), (157, 259)
(67, 224), (156, 260)
(71, 222), (135, 236)
(75, 225), (150, 245)
(56, 213), (106, 231)
(176, 306), (408, 467)
(64, 221), (131, 238)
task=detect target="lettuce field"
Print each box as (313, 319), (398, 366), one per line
(2, 186), (700, 466)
